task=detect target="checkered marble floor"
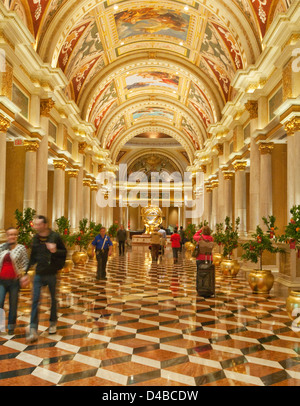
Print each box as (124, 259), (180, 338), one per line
(0, 246), (300, 387)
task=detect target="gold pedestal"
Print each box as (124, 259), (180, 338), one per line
(60, 259), (73, 273)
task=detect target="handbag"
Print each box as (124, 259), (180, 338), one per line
(192, 243), (200, 258)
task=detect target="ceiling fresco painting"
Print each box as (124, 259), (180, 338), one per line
(0, 0), (294, 164)
(114, 8), (190, 40)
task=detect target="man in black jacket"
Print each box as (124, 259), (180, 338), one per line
(26, 216), (66, 343)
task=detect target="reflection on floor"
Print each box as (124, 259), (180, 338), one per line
(0, 246), (299, 386)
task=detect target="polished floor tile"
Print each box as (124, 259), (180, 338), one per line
(0, 246), (299, 386)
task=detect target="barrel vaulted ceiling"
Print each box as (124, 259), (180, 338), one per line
(2, 0), (293, 164)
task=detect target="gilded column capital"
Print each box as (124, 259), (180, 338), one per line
(233, 161), (247, 172)
(259, 143), (274, 155)
(245, 100), (258, 120)
(211, 180), (219, 189)
(91, 184), (98, 192)
(24, 140), (39, 152)
(0, 115), (11, 132)
(223, 171), (234, 180)
(83, 179), (91, 187)
(67, 169), (79, 178)
(53, 159), (67, 170)
(205, 183), (213, 193)
(78, 142), (88, 154)
(40, 98), (55, 117)
(98, 163), (105, 172)
(200, 165), (207, 173)
(285, 117), (300, 136)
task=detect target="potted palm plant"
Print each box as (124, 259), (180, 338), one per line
(241, 216), (282, 294)
(54, 216), (73, 273)
(220, 216), (240, 277)
(14, 208), (36, 250)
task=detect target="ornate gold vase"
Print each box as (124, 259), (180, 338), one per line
(72, 251), (88, 265)
(220, 259), (240, 277)
(248, 269), (274, 294)
(213, 253), (223, 267)
(87, 244), (95, 260)
(286, 290), (300, 321)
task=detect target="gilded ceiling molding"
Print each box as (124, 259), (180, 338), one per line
(110, 124), (194, 165)
(100, 97), (206, 151)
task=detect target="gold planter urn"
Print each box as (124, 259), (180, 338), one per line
(87, 244), (95, 260)
(248, 270), (274, 294)
(220, 259), (240, 277)
(286, 290), (300, 321)
(61, 259), (73, 273)
(72, 251), (88, 265)
(213, 253), (223, 267)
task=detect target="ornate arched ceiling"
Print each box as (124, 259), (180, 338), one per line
(3, 0), (293, 164)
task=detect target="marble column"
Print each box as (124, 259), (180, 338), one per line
(234, 161), (247, 235)
(83, 179), (91, 221)
(218, 171), (225, 224)
(249, 137), (261, 232)
(0, 116), (10, 236)
(52, 159), (66, 226)
(67, 169), (78, 231)
(259, 143), (274, 229)
(91, 184), (98, 223)
(211, 180), (219, 230)
(204, 183), (213, 228)
(23, 140), (39, 210)
(36, 98), (54, 216)
(285, 118), (300, 214)
(223, 171), (233, 220)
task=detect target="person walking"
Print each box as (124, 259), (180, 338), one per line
(170, 227), (181, 264)
(151, 228), (162, 261)
(116, 224), (127, 256)
(92, 227), (113, 280)
(179, 226), (186, 252)
(26, 216), (67, 343)
(158, 226), (166, 255)
(193, 226), (214, 263)
(0, 227), (29, 335)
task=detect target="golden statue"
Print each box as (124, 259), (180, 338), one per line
(141, 205), (163, 234)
